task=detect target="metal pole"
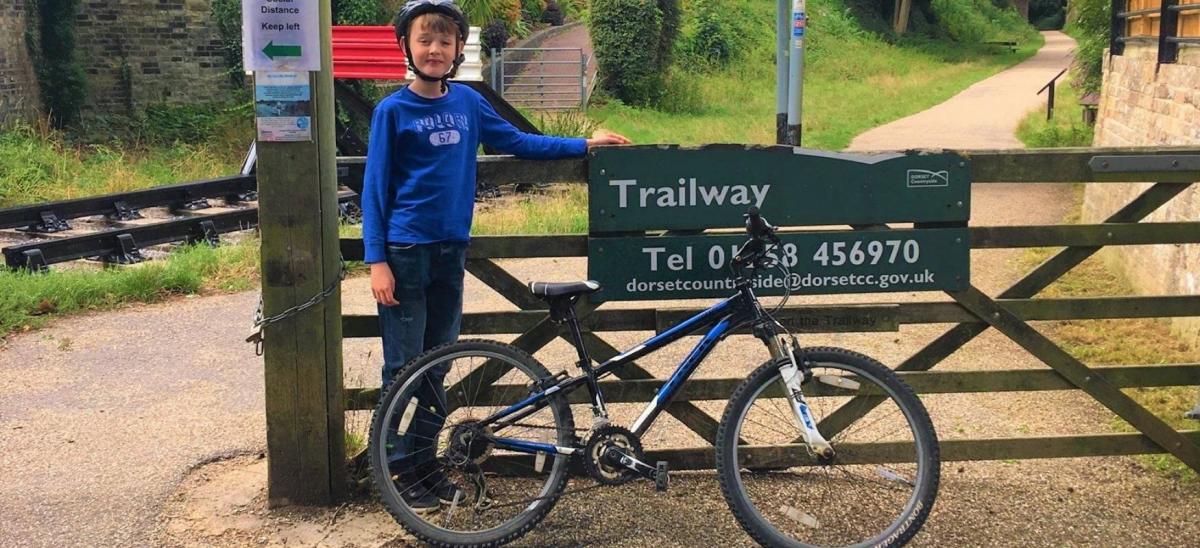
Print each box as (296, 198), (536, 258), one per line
(490, 48), (498, 90)
(1046, 80), (1055, 121)
(776, 0), (789, 144)
(580, 50), (587, 111)
(787, 0), (806, 146)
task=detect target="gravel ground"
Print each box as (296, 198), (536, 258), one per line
(6, 30), (1200, 548)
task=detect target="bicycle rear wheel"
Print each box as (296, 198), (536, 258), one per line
(368, 340), (575, 547)
(716, 347), (939, 548)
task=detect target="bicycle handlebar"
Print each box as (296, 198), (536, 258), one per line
(732, 207), (780, 273)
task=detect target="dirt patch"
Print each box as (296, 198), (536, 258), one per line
(156, 454), (412, 548)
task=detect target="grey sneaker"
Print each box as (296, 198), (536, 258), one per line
(1185, 404), (1200, 420)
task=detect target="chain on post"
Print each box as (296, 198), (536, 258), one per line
(246, 256), (348, 356)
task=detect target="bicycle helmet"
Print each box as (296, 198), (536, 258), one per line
(394, 0), (469, 91)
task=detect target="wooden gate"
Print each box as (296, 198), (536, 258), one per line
(327, 146), (1199, 482)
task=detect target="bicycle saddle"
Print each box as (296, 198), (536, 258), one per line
(527, 280), (602, 298)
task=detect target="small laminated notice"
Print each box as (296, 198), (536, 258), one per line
(781, 505), (820, 529)
(535, 451), (547, 473)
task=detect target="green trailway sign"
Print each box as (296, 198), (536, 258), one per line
(589, 228), (970, 301)
(588, 145), (971, 232)
(585, 145), (973, 301)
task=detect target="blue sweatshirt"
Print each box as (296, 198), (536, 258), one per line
(361, 83), (588, 264)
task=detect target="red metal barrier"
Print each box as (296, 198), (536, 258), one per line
(331, 25), (406, 80)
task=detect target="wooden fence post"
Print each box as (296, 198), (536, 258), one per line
(256, 0), (346, 505)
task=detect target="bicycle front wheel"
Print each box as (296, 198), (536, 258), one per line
(716, 347), (940, 548)
(368, 340), (575, 547)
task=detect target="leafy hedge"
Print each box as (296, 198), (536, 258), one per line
(1065, 0), (1108, 93)
(589, 0), (663, 105)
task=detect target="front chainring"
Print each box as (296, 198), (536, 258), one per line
(584, 425), (644, 486)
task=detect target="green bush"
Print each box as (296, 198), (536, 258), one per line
(521, 0), (545, 24)
(459, 0), (510, 26)
(688, 0), (735, 64)
(334, 0), (389, 24)
(1065, 0), (1108, 93)
(929, 0), (1032, 43)
(211, 0), (246, 85)
(589, 0), (663, 105)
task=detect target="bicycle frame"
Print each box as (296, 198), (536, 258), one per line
(474, 285), (778, 457)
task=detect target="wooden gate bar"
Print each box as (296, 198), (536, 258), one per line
(464, 259), (547, 311)
(951, 285), (1200, 471)
(970, 221), (1200, 247)
(343, 295), (1200, 338)
(477, 431), (1200, 473)
(345, 364), (1200, 410)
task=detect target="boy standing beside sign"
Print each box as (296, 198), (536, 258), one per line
(362, 0), (628, 511)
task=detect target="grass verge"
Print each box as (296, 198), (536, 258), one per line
(1015, 77), (1095, 147)
(0, 238), (260, 342)
(0, 106), (250, 208)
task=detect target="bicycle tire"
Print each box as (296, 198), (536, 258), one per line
(369, 339), (576, 547)
(716, 347), (940, 548)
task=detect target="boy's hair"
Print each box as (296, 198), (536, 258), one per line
(410, 12), (462, 40)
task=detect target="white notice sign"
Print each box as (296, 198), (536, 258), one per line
(242, 0), (320, 71)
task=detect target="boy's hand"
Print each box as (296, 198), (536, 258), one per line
(586, 129), (631, 148)
(370, 263), (400, 306)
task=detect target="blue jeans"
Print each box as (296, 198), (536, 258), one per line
(378, 241), (467, 481)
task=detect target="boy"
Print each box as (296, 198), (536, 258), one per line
(362, 0), (629, 511)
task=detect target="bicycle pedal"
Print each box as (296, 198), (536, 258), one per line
(655, 461), (669, 492)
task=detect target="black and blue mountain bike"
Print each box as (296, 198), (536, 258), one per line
(369, 208), (940, 547)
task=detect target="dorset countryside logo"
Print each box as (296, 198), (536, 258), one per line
(906, 169), (950, 188)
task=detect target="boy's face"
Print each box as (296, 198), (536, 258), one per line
(407, 15), (462, 79)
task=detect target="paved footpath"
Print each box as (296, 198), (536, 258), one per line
(849, 31), (1077, 151)
(3, 31), (1199, 548)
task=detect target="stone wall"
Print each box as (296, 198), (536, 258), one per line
(75, 0), (234, 118)
(0, 0), (41, 125)
(1085, 43), (1200, 348)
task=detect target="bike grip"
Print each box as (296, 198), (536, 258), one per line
(745, 206), (766, 235)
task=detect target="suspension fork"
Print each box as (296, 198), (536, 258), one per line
(754, 321), (835, 459)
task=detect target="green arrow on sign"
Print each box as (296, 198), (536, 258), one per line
(262, 41), (302, 60)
